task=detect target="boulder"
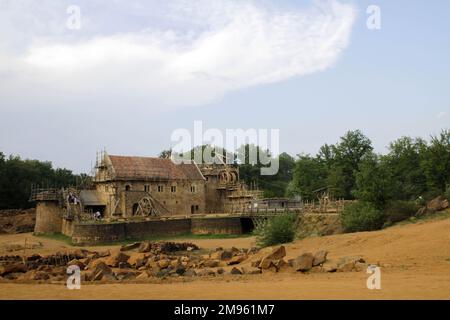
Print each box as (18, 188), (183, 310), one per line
(230, 267), (243, 275)
(118, 262), (131, 269)
(242, 267), (261, 275)
(204, 260), (220, 268)
(170, 259), (181, 269)
(322, 261), (338, 273)
(210, 251), (222, 260)
(127, 253), (147, 267)
(114, 270), (138, 281)
(336, 256), (365, 272)
(231, 247), (240, 254)
(51, 266), (67, 277)
(259, 257), (274, 270)
(183, 269), (197, 277)
(227, 254), (247, 266)
(313, 251), (328, 266)
(157, 259), (170, 269)
(104, 252), (130, 267)
(216, 268), (225, 275)
(210, 250), (233, 261)
(0, 263), (27, 276)
(155, 269), (170, 278)
(337, 262), (355, 272)
(196, 269), (215, 277)
(82, 271), (95, 281)
(94, 270), (104, 281)
(136, 271), (151, 281)
(201, 254), (210, 260)
(89, 260), (112, 275)
(251, 259), (262, 268)
(355, 262), (369, 272)
(71, 249), (88, 259)
(120, 242), (141, 252)
(68, 259), (86, 270)
(265, 246), (286, 260)
(293, 253), (314, 272)
(138, 242), (152, 253)
(20, 270), (50, 281)
(97, 250), (111, 258)
(427, 196), (448, 211)
(175, 266), (186, 276)
(273, 259), (290, 272)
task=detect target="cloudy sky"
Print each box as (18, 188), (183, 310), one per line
(0, 0), (449, 173)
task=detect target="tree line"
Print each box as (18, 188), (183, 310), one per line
(287, 129), (450, 206)
(0, 152), (89, 210)
(1, 128), (449, 213)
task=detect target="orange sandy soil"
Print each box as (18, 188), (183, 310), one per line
(1, 215), (450, 300)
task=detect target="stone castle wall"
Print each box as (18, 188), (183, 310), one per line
(69, 216), (246, 245)
(191, 217), (243, 235)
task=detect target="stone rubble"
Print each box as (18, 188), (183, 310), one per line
(0, 241), (373, 283)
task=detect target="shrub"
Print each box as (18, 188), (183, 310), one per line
(445, 185), (450, 201)
(254, 213), (297, 247)
(341, 202), (385, 233)
(384, 200), (420, 223)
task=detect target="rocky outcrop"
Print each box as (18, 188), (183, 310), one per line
(292, 253), (314, 272)
(417, 196), (450, 216)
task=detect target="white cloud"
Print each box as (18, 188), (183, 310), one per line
(0, 0), (356, 110)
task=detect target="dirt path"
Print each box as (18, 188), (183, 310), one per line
(0, 233), (257, 256)
(1, 215), (450, 299)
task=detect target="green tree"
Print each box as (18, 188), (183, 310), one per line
(420, 130), (450, 195)
(237, 145), (295, 198)
(352, 153), (394, 209)
(384, 136), (427, 200)
(0, 152), (82, 209)
(330, 130), (373, 199)
(288, 154), (327, 200)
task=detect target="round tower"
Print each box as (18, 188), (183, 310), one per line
(33, 190), (63, 235)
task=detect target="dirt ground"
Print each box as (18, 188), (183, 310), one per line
(1, 214), (450, 300)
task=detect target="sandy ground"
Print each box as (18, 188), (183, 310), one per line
(1, 215), (450, 300)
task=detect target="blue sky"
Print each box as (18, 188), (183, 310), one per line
(0, 0), (449, 173)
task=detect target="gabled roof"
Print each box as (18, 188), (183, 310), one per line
(107, 155), (205, 181)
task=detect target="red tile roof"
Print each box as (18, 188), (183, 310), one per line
(108, 155), (204, 181)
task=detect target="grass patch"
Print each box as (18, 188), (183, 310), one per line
(34, 233), (73, 245)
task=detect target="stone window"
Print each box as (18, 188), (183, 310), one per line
(144, 185), (150, 192)
(171, 186), (177, 193)
(190, 185), (196, 193)
(158, 186), (164, 192)
(125, 185), (131, 191)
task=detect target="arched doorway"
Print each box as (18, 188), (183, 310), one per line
(132, 203), (139, 216)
